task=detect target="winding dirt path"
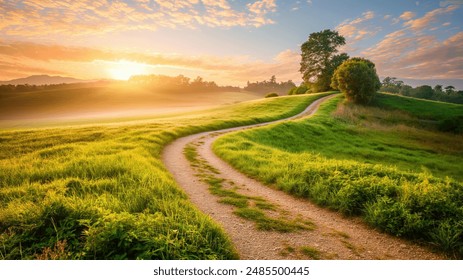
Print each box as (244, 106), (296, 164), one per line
(162, 95), (444, 260)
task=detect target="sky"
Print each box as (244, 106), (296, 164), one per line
(0, 0), (462, 86)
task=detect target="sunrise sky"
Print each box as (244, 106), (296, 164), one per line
(1, 0), (462, 86)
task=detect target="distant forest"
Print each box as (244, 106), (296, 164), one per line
(0, 83), (85, 93)
(128, 75), (240, 92)
(244, 75), (296, 95)
(380, 77), (463, 104)
(0, 74), (295, 95)
(0, 75), (240, 93)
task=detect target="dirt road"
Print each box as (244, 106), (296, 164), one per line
(162, 95), (443, 259)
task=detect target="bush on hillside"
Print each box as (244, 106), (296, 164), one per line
(439, 116), (463, 133)
(331, 58), (381, 104)
(265, 92), (279, 98)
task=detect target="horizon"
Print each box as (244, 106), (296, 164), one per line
(1, 0), (462, 87)
(2, 73), (463, 91)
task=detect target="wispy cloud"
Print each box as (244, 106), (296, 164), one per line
(336, 11), (378, 41)
(0, 60), (67, 79)
(399, 11), (416, 21)
(440, 0), (463, 6)
(361, 4), (462, 80)
(0, 0), (278, 37)
(403, 5), (458, 32)
(363, 30), (463, 79)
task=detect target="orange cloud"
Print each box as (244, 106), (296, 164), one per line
(0, 0), (277, 37)
(0, 60), (67, 80)
(336, 11), (378, 41)
(399, 11), (416, 20)
(363, 30), (463, 79)
(403, 5), (458, 31)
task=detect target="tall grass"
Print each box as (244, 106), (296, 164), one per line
(214, 95), (463, 258)
(0, 93), (330, 259)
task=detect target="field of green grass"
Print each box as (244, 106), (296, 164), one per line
(375, 93), (463, 120)
(214, 93), (463, 257)
(0, 93), (329, 259)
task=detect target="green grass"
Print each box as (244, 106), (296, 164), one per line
(300, 246), (322, 259)
(0, 93), (330, 260)
(375, 92), (463, 120)
(213, 94), (463, 258)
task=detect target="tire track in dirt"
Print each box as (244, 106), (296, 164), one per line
(162, 95), (443, 259)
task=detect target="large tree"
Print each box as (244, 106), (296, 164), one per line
(300, 29), (348, 92)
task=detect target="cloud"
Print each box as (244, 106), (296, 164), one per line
(440, 0), (463, 6)
(0, 41), (301, 85)
(336, 11), (378, 41)
(247, 0), (277, 14)
(362, 30), (463, 79)
(246, 0), (277, 26)
(0, 0), (278, 37)
(0, 60), (67, 80)
(403, 5), (458, 32)
(362, 4), (462, 80)
(399, 11), (416, 21)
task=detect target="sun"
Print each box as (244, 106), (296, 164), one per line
(107, 60), (149, 80)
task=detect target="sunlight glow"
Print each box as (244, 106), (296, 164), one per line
(107, 60), (150, 80)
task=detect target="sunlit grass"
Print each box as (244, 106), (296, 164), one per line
(375, 92), (463, 121)
(213, 94), (463, 258)
(0, 93), (329, 259)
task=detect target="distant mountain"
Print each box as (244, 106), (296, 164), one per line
(392, 78), (463, 91)
(0, 75), (88, 85)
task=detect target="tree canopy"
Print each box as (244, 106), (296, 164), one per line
(300, 29), (348, 92)
(331, 58), (381, 104)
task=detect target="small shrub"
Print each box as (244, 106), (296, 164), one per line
(429, 220), (463, 258)
(300, 246), (321, 259)
(287, 87), (297, 95)
(296, 84), (309, 95)
(265, 92), (279, 98)
(438, 116), (463, 133)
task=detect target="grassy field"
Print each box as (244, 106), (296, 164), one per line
(214, 93), (463, 257)
(0, 93), (329, 260)
(375, 93), (463, 120)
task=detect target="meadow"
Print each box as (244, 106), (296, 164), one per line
(0, 93), (328, 259)
(213, 93), (463, 258)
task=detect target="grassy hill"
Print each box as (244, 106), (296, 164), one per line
(214, 93), (463, 257)
(0, 93), (328, 259)
(375, 93), (463, 121)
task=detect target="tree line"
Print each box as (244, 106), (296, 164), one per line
(0, 75), (241, 94)
(128, 74), (239, 92)
(380, 77), (463, 104)
(0, 83), (82, 93)
(244, 75), (296, 95)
